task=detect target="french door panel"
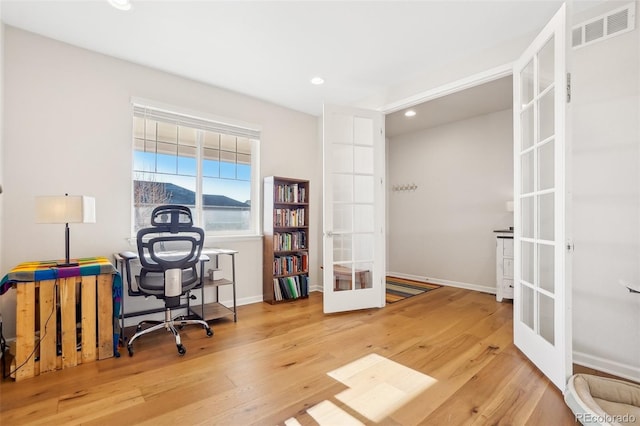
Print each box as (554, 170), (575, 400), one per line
(322, 104), (385, 314)
(513, 3), (571, 391)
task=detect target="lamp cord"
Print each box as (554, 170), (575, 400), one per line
(3, 283), (57, 380)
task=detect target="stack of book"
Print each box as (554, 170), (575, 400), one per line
(272, 275), (309, 301)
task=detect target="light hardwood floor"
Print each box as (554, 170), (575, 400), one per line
(0, 287), (580, 425)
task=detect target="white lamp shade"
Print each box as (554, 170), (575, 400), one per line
(36, 195), (96, 224)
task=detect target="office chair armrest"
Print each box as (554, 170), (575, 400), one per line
(118, 251), (139, 295)
(120, 251), (138, 261)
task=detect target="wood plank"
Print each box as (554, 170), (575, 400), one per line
(96, 274), (113, 360)
(0, 289), (581, 425)
(81, 275), (97, 363)
(38, 280), (58, 374)
(59, 277), (78, 368)
(14, 282), (36, 381)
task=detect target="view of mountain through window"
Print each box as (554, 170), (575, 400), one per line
(132, 109), (258, 236)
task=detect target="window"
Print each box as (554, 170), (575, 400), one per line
(132, 103), (260, 237)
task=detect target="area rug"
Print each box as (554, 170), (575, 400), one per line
(386, 276), (441, 303)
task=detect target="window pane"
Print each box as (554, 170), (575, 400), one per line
(539, 244), (555, 294)
(538, 139), (555, 191)
(538, 192), (554, 241)
(203, 131), (220, 149)
(156, 152), (177, 174)
(539, 88), (555, 141)
(178, 145), (197, 176)
(237, 163), (251, 181)
(220, 150), (236, 179)
(521, 59), (534, 105)
(522, 241), (534, 284)
(133, 111), (257, 236)
(522, 285), (534, 330)
(521, 105), (534, 151)
(539, 293), (555, 344)
(157, 122), (177, 143)
(220, 134), (236, 152)
(538, 36), (554, 94)
(521, 150), (534, 194)
(237, 137), (251, 154)
(178, 126), (197, 147)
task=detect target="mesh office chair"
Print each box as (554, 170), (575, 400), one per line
(120, 205), (213, 356)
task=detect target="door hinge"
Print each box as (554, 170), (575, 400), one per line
(566, 73), (571, 103)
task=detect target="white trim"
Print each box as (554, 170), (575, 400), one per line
(380, 63), (513, 115)
(573, 351), (640, 383)
(386, 271), (497, 295)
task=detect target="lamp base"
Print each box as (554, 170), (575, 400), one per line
(56, 262), (79, 268)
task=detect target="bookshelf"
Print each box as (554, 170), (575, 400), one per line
(263, 176), (310, 304)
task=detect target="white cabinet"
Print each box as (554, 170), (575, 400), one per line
(495, 232), (514, 302)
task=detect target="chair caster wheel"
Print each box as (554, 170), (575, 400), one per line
(127, 346), (134, 357)
(177, 344), (186, 356)
(206, 328), (213, 337)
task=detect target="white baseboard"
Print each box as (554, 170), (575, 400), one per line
(573, 351), (640, 383)
(221, 295), (263, 306)
(386, 271), (497, 295)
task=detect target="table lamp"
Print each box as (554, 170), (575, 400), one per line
(35, 194), (96, 267)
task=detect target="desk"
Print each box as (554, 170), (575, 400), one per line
(113, 248), (237, 336)
(0, 257), (121, 381)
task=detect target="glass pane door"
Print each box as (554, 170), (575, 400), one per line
(323, 105), (385, 313)
(513, 4), (571, 391)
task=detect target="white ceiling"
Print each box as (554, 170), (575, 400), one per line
(1, 0), (587, 120)
(386, 75), (513, 138)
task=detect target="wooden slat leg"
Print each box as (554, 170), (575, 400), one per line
(81, 276), (97, 363)
(15, 282), (36, 381)
(59, 277), (78, 368)
(97, 274), (113, 360)
(38, 280), (58, 374)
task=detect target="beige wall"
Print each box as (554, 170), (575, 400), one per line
(571, 1), (640, 380)
(0, 26), (320, 337)
(387, 108), (513, 291)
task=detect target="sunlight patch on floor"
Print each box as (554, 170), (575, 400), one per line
(328, 353), (437, 422)
(300, 353), (437, 425)
(306, 400), (365, 426)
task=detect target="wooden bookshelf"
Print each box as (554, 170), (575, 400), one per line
(263, 176), (310, 304)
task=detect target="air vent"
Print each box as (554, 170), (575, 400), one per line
(572, 2), (635, 49)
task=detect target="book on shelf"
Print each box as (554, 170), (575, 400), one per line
(276, 182), (307, 203)
(274, 231), (307, 251)
(272, 275), (309, 301)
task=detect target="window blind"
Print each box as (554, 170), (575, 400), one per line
(132, 105), (260, 140)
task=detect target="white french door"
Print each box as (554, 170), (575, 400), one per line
(513, 4), (572, 391)
(322, 104), (385, 314)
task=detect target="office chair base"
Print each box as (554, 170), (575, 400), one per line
(127, 316), (213, 357)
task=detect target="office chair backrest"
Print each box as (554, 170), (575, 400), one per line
(136, 205), (205, 299)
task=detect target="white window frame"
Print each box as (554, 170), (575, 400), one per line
(130, 98), (261, 239)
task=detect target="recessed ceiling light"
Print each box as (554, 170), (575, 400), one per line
(108, 0), (132, 11)
(404, 110), (416, 117)
(310, 77), (325, 85)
